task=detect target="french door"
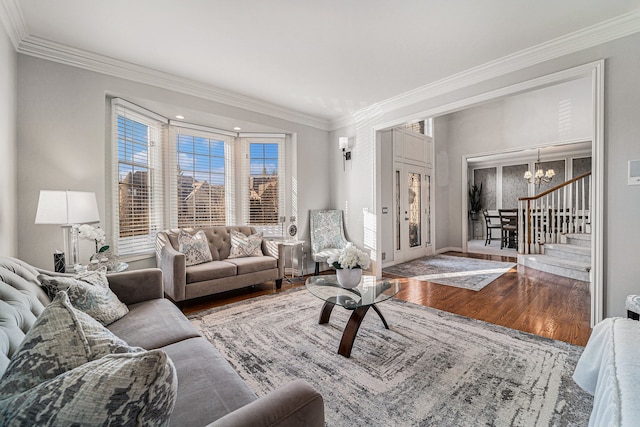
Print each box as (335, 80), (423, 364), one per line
(394, 163), (432, 263)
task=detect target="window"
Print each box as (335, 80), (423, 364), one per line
(175, 132), (229, 228)
(241, 136), (285, 237)
(110, 99), (289, 257)
(111, 99), (167, 256)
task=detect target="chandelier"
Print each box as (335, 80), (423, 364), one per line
(524, 149), (555, 186)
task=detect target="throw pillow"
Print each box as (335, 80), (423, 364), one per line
(0, 350), (177, 426)
(0, 292), (140, 399)
(38, 268), (129, 326)
(228, 229), (264, 258)
(178, 230), (213, 266)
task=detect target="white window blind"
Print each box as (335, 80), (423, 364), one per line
(240, 135), (286, 237)
(111, 99), (167, 256)
(168, 125), (235, 228)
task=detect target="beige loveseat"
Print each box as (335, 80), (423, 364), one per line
(156, 226), (284, 303)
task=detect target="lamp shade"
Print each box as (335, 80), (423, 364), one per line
(35, 190), (100, 225)
(339, 137), (349, 150)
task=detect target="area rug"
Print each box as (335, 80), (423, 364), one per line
(188, 289), (591, 426)
(382, 254), (516, 291)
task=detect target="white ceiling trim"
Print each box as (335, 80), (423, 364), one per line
(15, 35), (331, 131)
(0, 0), (27, 50)
(330, 9), (640, 130)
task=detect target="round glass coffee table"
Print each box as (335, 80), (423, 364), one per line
(305, 274), (401, 358)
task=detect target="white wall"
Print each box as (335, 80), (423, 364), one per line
(0, 23), (17, 257)
(17, 55), (330, 270)
(336, 32), (640, 317)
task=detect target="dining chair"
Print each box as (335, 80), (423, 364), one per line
(482, 209), (502, 246)
(498, 209), (518, 249)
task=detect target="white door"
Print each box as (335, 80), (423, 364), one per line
(394, 163), (432, 263)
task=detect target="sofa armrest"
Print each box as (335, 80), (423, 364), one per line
(156, 231), (187, 302)
(208, 379), (324, 427)
(263, 240), (285, 280)
(107, 268), (163, 305)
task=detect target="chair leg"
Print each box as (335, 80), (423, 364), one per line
(484, 229), (489, 246)
(314, 262), (320, 276)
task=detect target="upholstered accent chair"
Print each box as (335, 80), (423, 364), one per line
(310, 210), (350, 275)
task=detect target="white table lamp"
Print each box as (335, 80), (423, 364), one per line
(35, 190), (100, 269)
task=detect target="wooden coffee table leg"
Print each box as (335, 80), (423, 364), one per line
(319, 300), (335, 324)
(371, 304), (389, 329)
(338, 306), (370, 358)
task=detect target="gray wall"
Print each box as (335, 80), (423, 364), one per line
(17, 55), (330, 270)
(0, 25), (17, 257)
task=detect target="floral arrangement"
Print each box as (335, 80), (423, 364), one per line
(327, 243), (370, 270)
(78, 224), (108, 253)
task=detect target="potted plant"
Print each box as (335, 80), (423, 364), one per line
(326, 243), (371, 288)
(468, 183), (483, 220)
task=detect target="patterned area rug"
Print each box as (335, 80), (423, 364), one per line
(188, 290), (591, 426)
(382, 254), (516, 291)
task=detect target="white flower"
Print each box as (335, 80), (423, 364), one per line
(327, 243), (370, 270)
(78, 224), (106, 245)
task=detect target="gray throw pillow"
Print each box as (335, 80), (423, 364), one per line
(0, 292), (140, 399)
(228, 229), (264, 258)
(0, 350), (177, 426)
(38, 268), (129, 326)
(178, 229), (213, 266)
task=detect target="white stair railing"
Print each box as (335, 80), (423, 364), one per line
(518, 172), (591, 254)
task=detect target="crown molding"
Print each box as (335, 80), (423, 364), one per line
(330, 9), (640, 130)
(0, 0), (28, 50)
(16, 35), (331, 131)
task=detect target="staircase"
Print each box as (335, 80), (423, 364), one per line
(518, 233), (591, 282)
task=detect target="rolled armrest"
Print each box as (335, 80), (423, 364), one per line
(208, 379), (324, 427)
(107, 268), (163, 305)
(156, 231), (187, 302)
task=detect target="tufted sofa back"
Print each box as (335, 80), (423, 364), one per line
(0, 257), (52, 376)
(161, 226), (260, 261)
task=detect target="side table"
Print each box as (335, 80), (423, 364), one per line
(279, 240), (305, 279)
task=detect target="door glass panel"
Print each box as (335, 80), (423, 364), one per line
(425, 174), (431, 245)
(408, 172), (421, 247)
(395, 170), (401, 251)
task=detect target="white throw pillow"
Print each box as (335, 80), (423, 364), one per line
(178, 230), (213, 266)
(228, 229), (264, 258)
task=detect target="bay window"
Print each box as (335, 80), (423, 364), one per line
(111, 98), (288, 257)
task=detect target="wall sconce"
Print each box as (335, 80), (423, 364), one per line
(339, 137), (351, 171)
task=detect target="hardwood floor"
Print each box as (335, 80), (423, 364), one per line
(182, 251), (592, 346)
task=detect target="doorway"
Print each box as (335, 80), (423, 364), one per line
(394, 163), (432, 263)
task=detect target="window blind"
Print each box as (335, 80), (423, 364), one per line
(168, 124), (235, 228)
(240, 135), (286, 237)
(111, 98), (167, 256)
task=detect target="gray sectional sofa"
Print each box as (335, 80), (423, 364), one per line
(156, 226), (284, 303)
(0, 257), (324, 426)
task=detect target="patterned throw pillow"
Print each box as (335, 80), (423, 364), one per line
(0, 350), (177, 426)
(38, 268), (129, 326)
(0, 292), (140, 399)
(178, 230), (213, 266)
(228, 229), (264, 258)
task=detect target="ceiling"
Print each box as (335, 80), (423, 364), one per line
(6, 1), (640, 126)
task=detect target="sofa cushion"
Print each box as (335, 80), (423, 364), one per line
(229, 230), (264, 258)
(225, 256), (278, 275)
(0, 292), (139, 398)
(0, 350), (177, 427)
(179, 230), (213, 266)
(186, 260), (237, 284)
(162, 337), (256, 426)
(38, 269), (129, 326)
(108, 298), (201, 349)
